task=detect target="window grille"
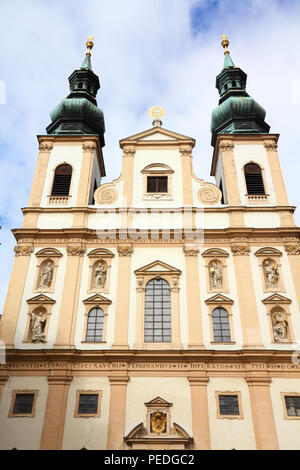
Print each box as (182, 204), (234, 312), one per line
(219, 395), (239, 415)
(78, 394), (98, 414)
(13, 394), (34, 415)
(51, 164), (72, 196)
(86, 308), (104, 342)
(144, 278), (171, 342)
(285, 396), (300, 416)
(244, 163), (265, 195)
(212, 308), (231, 342)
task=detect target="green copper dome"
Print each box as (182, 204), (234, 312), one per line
(46, 44), (105, 147)
(210, 41), (270, 146)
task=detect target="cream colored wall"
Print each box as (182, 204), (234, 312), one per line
(40, 144), (83, 207)
(207, 377), (256, 450)
(62, 376), (110, 450)
(0, 376), (48, 450)
(244, 211), (280, 228)
(201, 212), (229, 229)
(14, 247), (67, 349)
(125, 377), (192, 440)
(132, 149), (183, 208)
(234, 144), (276, 206)
(88, 150), (102, 205)
(270, 378), (300, 450)
(37, 213), (74, 229)
(74, 248), (118, 349)
(249, 248), (300, 349)
(129, 247), (189, 348)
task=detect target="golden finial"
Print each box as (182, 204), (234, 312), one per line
(148, 106), (166, 127)
(86, 36), (94, 56)
(221, 34), (230, 54)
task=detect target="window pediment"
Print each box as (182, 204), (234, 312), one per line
(254, 247), (282, 257)
(262, 294), (291, 305)
(202, 248), (229, 258)
(205, 294), (234, 305)
(87, 249), (115, 259)
(141, 163), (174, 174)
(26, 294), (55, 305)
(135, 260), (181, 276)
(83, 294), (112, 305)
(35, 248), (63, 258)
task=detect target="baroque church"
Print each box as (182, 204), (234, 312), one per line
(0, 35), (300, 450)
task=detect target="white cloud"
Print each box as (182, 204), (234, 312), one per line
(0, 0), (300, 312)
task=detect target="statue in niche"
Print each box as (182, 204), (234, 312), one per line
(272, 311), (288, 342)
(39, 262), (53, 288)
(30, 311), (47, 343)
(264, 260), (279, 288)
(94, 262), (107, 289)
(209, 261), (223, 289)
(151, 411), (166, 435)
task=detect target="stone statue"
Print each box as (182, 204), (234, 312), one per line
(210, 261), (223, 289)
(30, 312), (47, 343)
(94, 262), (107, 289)
(272, 311), (288, 342)
(264, 261), (279, 288)
(39, 262), (53, 288)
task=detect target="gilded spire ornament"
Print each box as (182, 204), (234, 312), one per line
(86, 36), (94, 56)
(221, 34), (230, 54)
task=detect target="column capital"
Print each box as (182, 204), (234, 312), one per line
(230, 242), (250, 256)
(188, 377), (209, 385)
(66, 244), (86, 256)
(285, 243), (300, 255)
(108, 374), (129, 385)
(245, 376), (272, 386)
(117, 244), (134, 257)
(14, 244), (34, 256)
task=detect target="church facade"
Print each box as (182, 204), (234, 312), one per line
(0, 36), (300, 450)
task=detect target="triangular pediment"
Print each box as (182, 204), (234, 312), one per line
(205, 294), (234, 305)
(145, 396), (173, 407)
(262, 294), (291, 304)
(135, 260), (181, 275)
(26, 294), (55, 304)
(83, 294), (112, 305)
(120, 127), (195, 146)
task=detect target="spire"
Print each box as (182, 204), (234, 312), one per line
(46, 37), (105, 147)
(210, 35), (270, 147)
(80, 36), (94, 70)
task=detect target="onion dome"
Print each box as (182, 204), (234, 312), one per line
(211, 35), (270, 147)
(46, 37), (105, 147)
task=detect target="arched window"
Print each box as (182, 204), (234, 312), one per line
(144, 278), (171, 343)
(212, 308), (231, 342)
(51, 164), (72, 196)
(244, 163), (265, 195)
(86, 307), (104, 342)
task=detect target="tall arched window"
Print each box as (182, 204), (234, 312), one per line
(244, 163), (265, 195)
(51, 164), (72, 196)
(212, 308), (231, 342)
(86, 307), (104, 342)
(144, 278), (171, 343)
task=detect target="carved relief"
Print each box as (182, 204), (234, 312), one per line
(94, 185), (118, 205)
(150, 411), (167, 435)
(66, 245), (86, 256)
(117, 245), (134, 256)
(179, 146), (192, 158)
(264, 142), (278, 151)
(14, 245), (34, 256)
(183, 246), (199, 256)
(230, 243), (250, 256)
(197, 184), (222, 205)
(285, 243), (300, 255)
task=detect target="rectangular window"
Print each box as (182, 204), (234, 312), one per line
(219, 394), (239, 416)
(13, 393), (34, 415)
(75, 391), (102, 418)
(147, 176), (168, 193)
(9, 391), (38, 417)
(284, 396), (300, 417)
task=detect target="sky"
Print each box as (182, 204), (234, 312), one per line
(0, 0), (300, 313)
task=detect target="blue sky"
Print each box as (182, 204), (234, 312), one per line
(1, 0), (300, 312)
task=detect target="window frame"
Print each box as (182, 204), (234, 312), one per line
(281, 393), (300, 420)
(74, 390), (102, 418)
(8, 390), (38, 418)
(50, 163), (73, 197)
(82, 295), (111, 344)
(215, 391), (243, 419)
(141, 164), (174, 201)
